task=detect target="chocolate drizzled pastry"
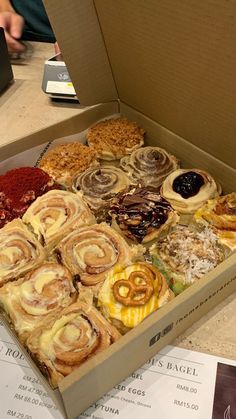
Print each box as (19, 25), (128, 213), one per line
(110, 187), (179, 243)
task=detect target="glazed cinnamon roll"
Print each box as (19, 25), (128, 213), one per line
(194, 193), (236, 251)
(26, 301), (121, 388)
(22, 190), (95, 251)
(55, 223), (143, 290)
(86, 117), (145, 160)
(109, 187), (179, 244)
(98, 262), (174, 334)
(0, 219), (45, 287)
(160, 169), (221, 215)
(0, 263), (77, 342)
(72, 166), (131, 210)
(120, 146), (179, 188)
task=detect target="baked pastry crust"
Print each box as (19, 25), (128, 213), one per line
(22, 190), (95, 251)
(0, 262), (77, 342)
(120, 146), (179, 188)
(110, 187), (179, 243)
(86, 118), (145, 160)
(160, 168), (221, 214)
(55, 222), (144, 291)
(39, 142), (98, 187)
(98, 262), (174, 333)
(0, 219), (45, 287)
(72, 165), (131, 210)
(26, 301), (121, 388)
(150, 225), (226, 290)
(194, 193), (236, 250)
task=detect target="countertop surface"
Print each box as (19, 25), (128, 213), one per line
(0, 42), (235, 361)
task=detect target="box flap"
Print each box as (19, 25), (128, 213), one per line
(44, 0), (236, 168)
(44, 0), (118, 104)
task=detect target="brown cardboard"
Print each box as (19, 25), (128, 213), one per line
(1, 1), (236, 418)
(0, 104), (235, 419)
(44, 0), (236, 168)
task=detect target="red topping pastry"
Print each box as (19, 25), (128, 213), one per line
(0, 167), (59, 226)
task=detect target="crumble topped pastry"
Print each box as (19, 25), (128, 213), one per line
(39, 142), (98, 187)
(86, 117), (145, 160)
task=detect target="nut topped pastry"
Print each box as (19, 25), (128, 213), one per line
(39, 142), (98, 187)
(160, 169), (221, 215)
(98, 262), (174, 334)
(72, 165), (131, 210)
(86, 117), (145, 161)
(22, 190), (95, 251)
(0, 262), (77, 342)
(150, 225), (226, 295)
(194, 192), (236, 251)
(109, 187), (179, 244)
(26, 301), (121, 388)
(120, 146), (179, 188)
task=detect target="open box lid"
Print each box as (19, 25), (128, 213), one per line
(44, 0), (236, 168)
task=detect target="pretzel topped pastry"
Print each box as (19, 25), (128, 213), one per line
(194, 192), (236, 251)
(98, 262), (174, 333)
(86, 117), (145, 161)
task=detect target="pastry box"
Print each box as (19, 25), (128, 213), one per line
(0, 1), (235, 418)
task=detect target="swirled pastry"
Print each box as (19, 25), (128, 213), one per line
(26, 301), (121, 388)
(72, 166), (131, 210)
(0, 219), (45, 287)
(194, 193), (236, 251)
(22, 190), (95, 251)
(160, 169), (221, 214)
(98, 262), (174, 334)
(86, 118), (145, 160)
(109, 187), (179, 243)
(55, 223), (144, 291)
(120, 146), (179, 188)
(0, 263), (77, 342)
(39, 142), (98, 187)
(150, 225), (226, 294)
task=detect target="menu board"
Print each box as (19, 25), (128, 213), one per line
(0, 320), (235, 419)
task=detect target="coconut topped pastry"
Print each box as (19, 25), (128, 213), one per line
(86, 117), (145, 161)
(120, 146), (179, 188)
(194, 192), (236, 251)
(109, 187), (179, 244)
(39, 142), (98, 187)
(150, 225), (226, 294)
(160, 168), (221, 215)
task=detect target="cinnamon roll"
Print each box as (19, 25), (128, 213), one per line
(86, 117), (145, 161)
(39, 142), (98, 187)
(26, 301), (121, 388)
(55, 223), (143, 290)
(98, 262), (174, 334)
(109, 187), (179, 244)
(160, 169), (221, 215)
(150, 225), (226, 294)
(0, 219), (45, 287)
(72, 166), (131, 210)
(0, 263), (77, 342)
(120, 146), (179, 188)
(22, 190), (95, 251)
(194, 193), (236, 251)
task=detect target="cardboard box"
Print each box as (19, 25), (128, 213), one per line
(1, 1), (236, 418)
